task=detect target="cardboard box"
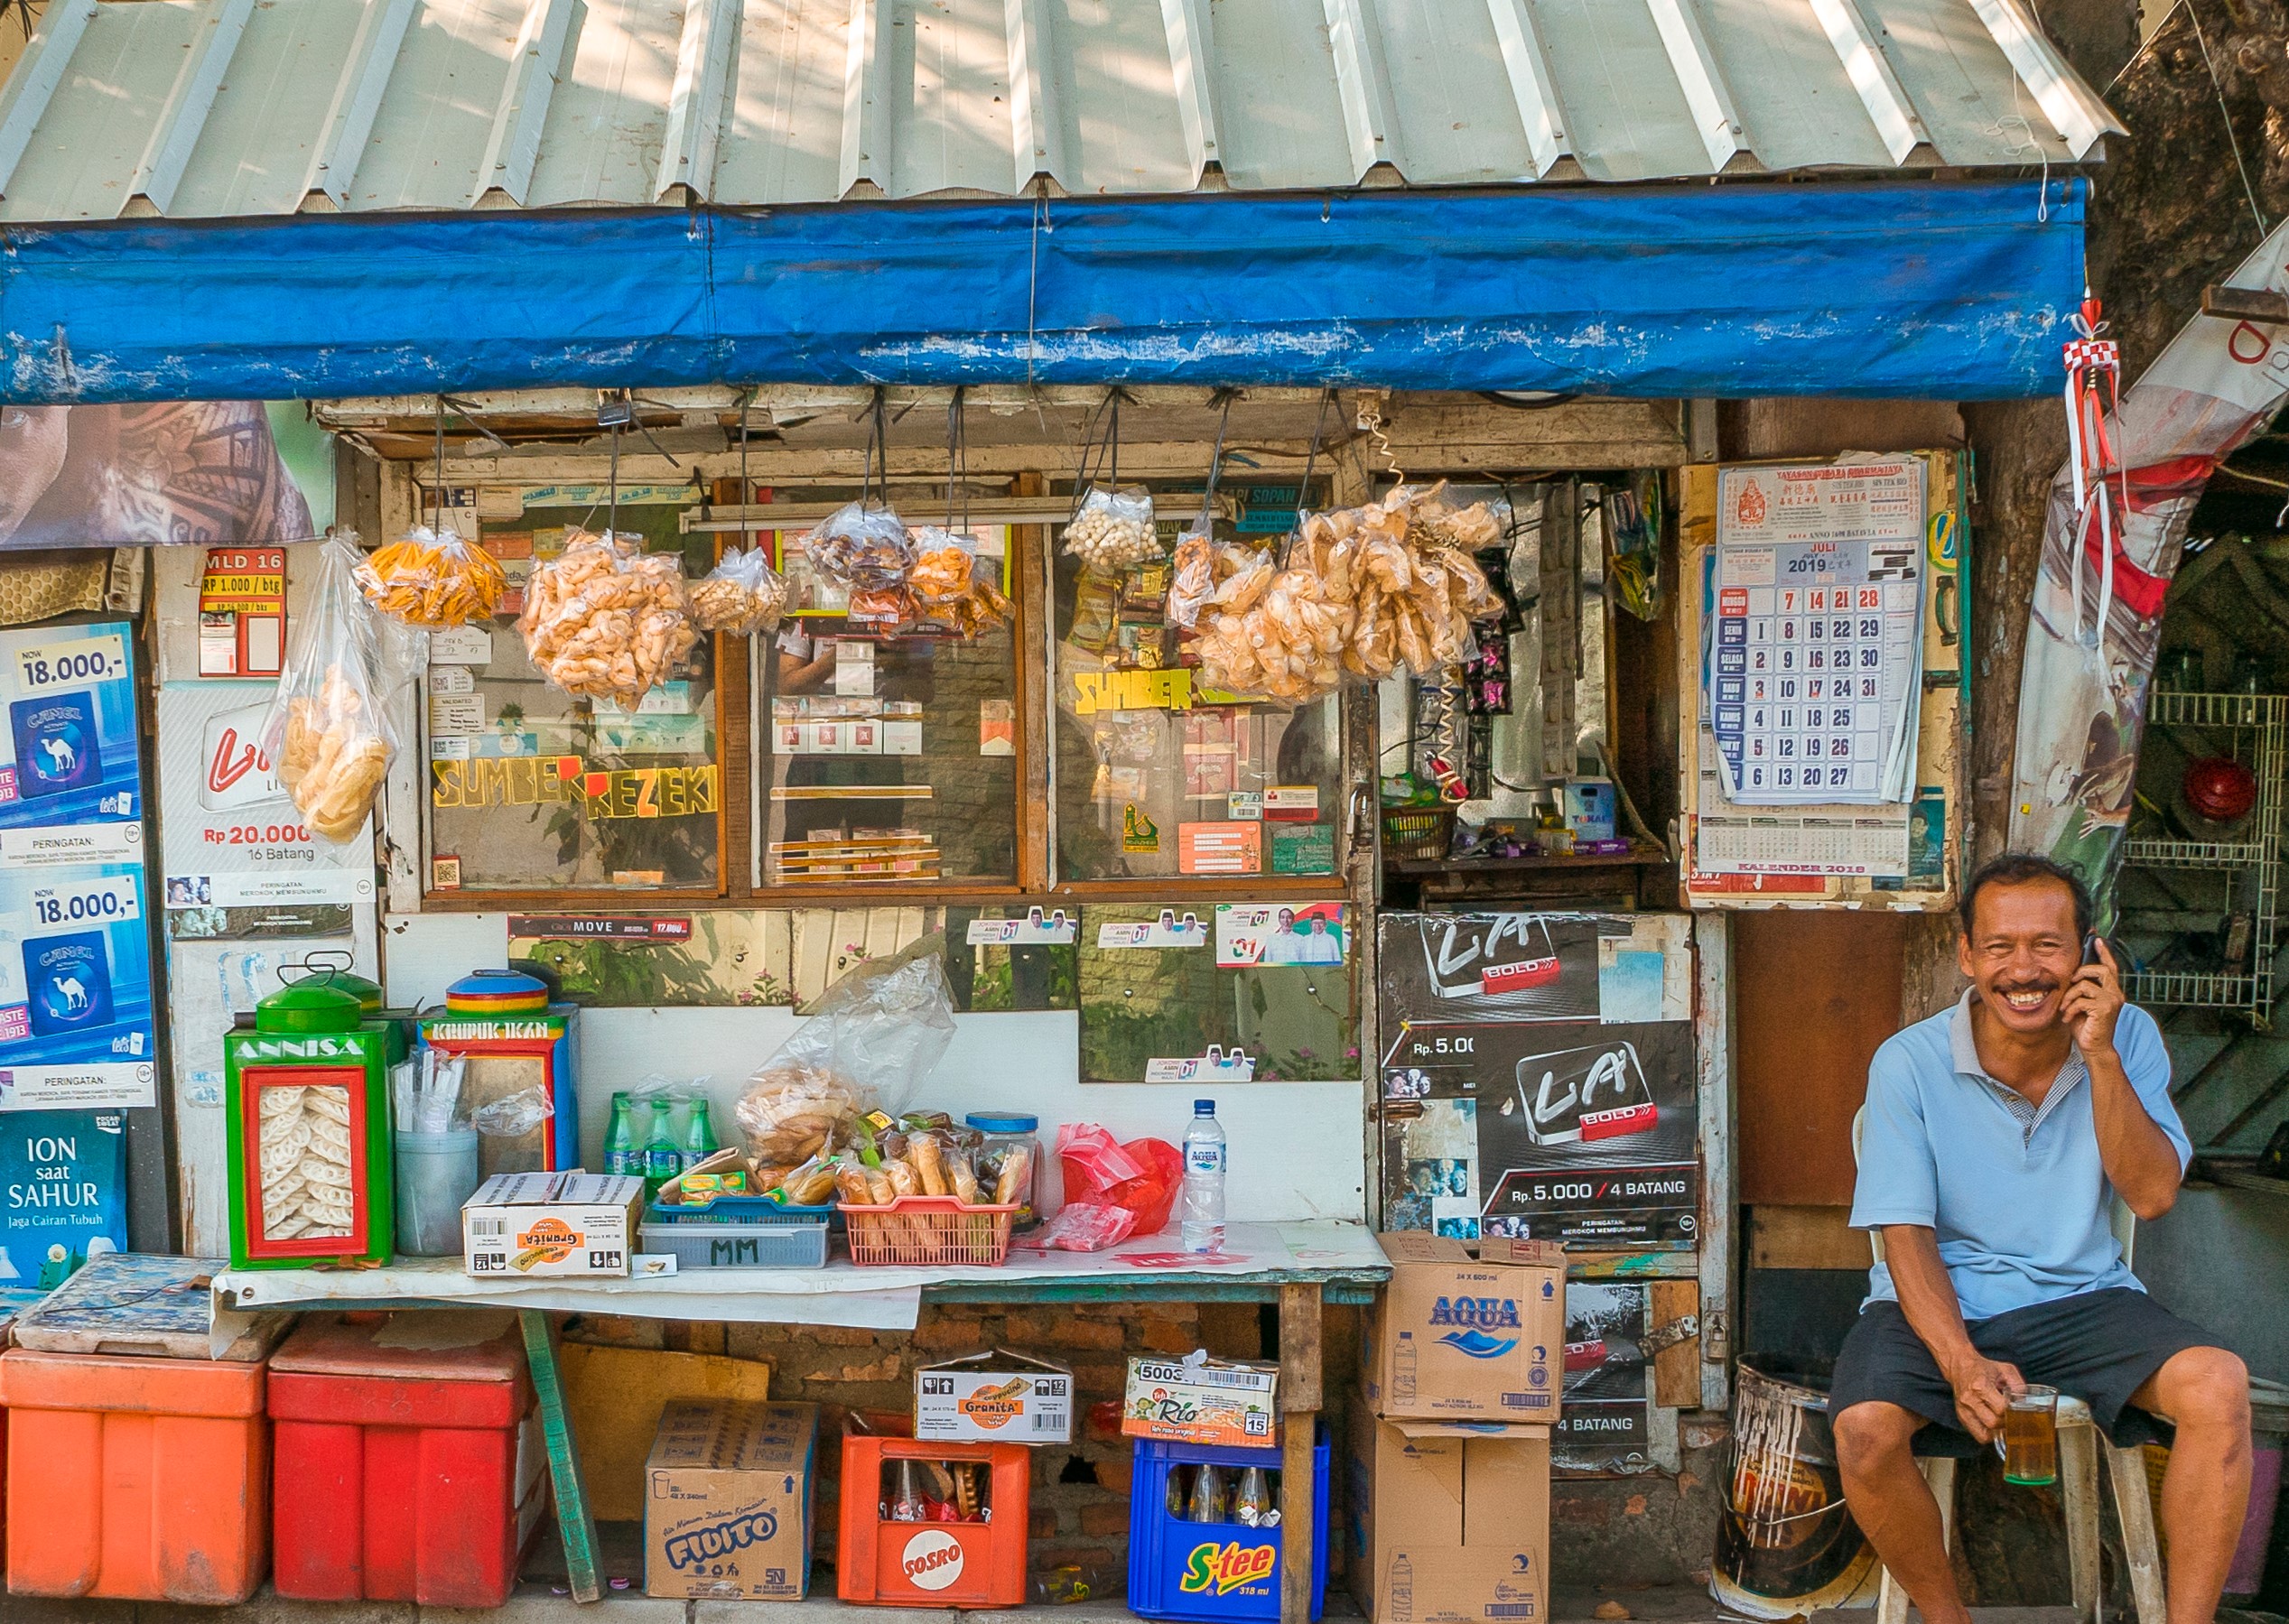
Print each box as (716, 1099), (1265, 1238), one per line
(1346, 1395), (1549, 1624)
(1364, 1232), (1565, 1424)
(463, 1173), (645, 1278)
(645, 1399), (817, 1600)
(916, 1351), (1075, 1444)
(1121, 1353), (1279, 1447)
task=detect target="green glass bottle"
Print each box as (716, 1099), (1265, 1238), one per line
(644, 1103), (682, 1196)
(679, 1098), (720, 1172)
(603, 1092), (638, 1177)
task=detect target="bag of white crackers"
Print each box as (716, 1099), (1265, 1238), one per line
(260, 532), (396, 846)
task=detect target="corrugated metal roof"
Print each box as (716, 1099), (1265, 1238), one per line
(0, 0), (2123, 222)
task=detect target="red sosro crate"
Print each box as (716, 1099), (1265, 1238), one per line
(266, 1313), (543, 1607)
(838, 1429), (1030, 1609)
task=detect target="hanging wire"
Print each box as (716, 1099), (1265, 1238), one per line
(608, 422), (622, 540)
(944, 385), (970, 532)
(2184, 0), (2270, 240)
(861, 387), (890, 508)
(1196, 391), (1234, 534)
(432, 395), (447, 535)
(738, 386), (757, 558)
(1276, 389), (1330, 568)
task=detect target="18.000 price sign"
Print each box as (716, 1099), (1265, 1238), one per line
(28, 874), (140, 928)
(15, 634), (126, 696)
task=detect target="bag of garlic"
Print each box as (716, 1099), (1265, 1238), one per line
(1063, 484), (1161, 570)
(259, 532), (397, 846)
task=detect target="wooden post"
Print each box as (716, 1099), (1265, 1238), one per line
(520, 1309), (602, 1602)
(1279, 1282), (1324, 1624)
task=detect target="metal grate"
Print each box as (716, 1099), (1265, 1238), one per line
(2120, 689), (2288, 1027)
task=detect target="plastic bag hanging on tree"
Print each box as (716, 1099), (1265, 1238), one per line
(260, 532), (395, 845)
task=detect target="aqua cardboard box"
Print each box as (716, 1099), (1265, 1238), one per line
(1364, 1231), (1564, 1424)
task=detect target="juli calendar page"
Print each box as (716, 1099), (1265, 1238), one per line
(1704, 460), (1924, 806)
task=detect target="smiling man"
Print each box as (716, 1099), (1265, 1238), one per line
(1833, 853), (2252, 1624)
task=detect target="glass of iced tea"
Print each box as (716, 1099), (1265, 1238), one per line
(1996, 1384), (2061, 1486)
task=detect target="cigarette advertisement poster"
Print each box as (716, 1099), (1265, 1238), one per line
(155, 680), (377, 1255)
(1557, 1283), (1652, 1474)
(1378, 913), (1696, 1248)
(0, 623), (158, 1112)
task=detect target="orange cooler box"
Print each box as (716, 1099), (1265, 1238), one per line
(838, 1432), (1029, 1609)
(0, 1347), (268, 1602)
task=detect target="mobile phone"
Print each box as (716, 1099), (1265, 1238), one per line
(2083, 933), (2104, 966)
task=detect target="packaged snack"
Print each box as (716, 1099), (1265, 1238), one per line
(1166, 522), (1216, 629)
(355, 525), (508, 629)
(802, 501), (914, 593)
(1063, 485), (1161, 569)
(733, 949), (958, 1162)
(517, 530), (700, 702)
(909, 527), (1013, 636)
(262, 532), (395, 844)
(689, 543), (789, 636)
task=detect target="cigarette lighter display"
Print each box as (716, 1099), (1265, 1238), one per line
(223, 976), (394, 1268)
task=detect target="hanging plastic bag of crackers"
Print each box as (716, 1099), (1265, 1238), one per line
(260, 532), (397, 845)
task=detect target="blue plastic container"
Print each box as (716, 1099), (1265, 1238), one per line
(1128, 1432), (1330, 1622)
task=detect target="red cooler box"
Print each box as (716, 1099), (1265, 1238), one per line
(266, 1313), (543, 1606)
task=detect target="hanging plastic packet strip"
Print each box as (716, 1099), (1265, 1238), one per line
(260, 530), (395, 845)
(689, 543), (789, 636)
(518, 528), (698, 702)
(356, 525), (507, 629)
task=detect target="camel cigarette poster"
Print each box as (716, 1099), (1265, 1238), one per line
(0, 623), (156, 1110)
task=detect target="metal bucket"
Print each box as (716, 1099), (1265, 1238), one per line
(1711, 1360), (1881, 1618)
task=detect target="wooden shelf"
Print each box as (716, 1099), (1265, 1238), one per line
(1385, 840), (1670, 877)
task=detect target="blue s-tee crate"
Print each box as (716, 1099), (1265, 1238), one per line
(1128, 1431), (1330, 1622)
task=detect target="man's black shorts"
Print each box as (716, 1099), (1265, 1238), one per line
(1830, 1286), (2213, 1451)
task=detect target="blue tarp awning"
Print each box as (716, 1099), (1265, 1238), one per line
(1, 180), (2085, 404)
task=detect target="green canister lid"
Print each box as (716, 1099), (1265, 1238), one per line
(256, 978), (366, 1035)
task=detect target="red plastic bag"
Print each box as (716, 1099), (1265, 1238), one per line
(1047, 1125), (1182, 1248)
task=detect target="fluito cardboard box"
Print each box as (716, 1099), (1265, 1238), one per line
(645, 1399), (818, 1600)
(1365, 1231), (1564, 1424)
(916, 1350), (1075, 1443)
(1346, 1396), (1549, 1624)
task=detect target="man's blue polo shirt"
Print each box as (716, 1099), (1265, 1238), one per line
(1850, 991), (2191, 1322)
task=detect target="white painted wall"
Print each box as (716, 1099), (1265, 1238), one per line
(382, 912), (1365, 1223)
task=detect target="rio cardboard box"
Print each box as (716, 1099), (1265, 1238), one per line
(916, 1350), (1075, 1444)
(463, 1172), (644, 1277)
(646, 1398), (817, 1601)
(1364, 1232), (1564, 1424)
(1345, 1394), (1549, 1624)
(1124, 1353), (1279, 1448)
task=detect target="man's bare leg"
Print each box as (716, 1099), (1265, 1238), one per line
(1835, 1400), (1968, 1624)
(2132, 1345), (2252, 1624)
